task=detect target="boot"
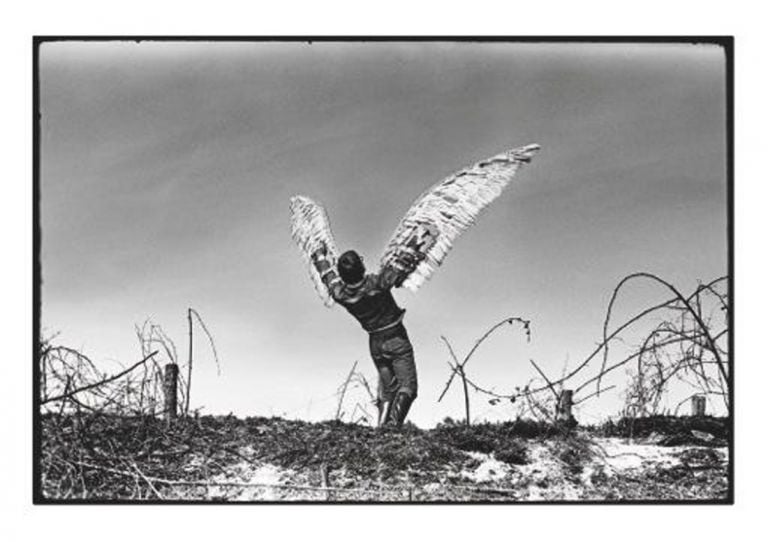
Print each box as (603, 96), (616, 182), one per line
(385, 392), (414, 428)
(377, 399), (392, 428)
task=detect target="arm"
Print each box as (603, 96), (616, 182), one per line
(311, 243), (344, 301)
(375, 241), (426, 290)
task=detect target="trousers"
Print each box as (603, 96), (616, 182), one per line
(368, 322), (418, 402)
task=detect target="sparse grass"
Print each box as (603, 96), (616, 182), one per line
(40, 413), (729, 502)
(591, 415), (729, 445)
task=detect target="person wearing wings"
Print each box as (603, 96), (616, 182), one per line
(290, 143), (540, 428)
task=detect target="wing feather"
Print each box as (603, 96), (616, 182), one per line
(289, 195), (340, 307)
(380, 143), (541, 292)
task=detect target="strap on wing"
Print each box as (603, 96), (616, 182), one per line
(289, 195), (340, 307)
(379, 143), (541, 292)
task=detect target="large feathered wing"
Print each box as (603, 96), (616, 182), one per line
(289, 195), (340, 307)
(379, 143), (541, 292)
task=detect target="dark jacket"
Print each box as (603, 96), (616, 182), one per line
(314, 257), (409, 333)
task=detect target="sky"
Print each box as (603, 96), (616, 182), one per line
(39, 40), (728, 427)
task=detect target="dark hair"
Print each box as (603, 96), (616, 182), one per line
(338, 250), (365, 284)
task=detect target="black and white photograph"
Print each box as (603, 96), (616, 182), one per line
(34, 37), (732, 503)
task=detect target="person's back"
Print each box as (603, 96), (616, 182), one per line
(330, 274), (406, 333)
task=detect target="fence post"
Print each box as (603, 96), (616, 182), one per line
(691, 395), (706, 417)
(164, 363), (179, 425)
(556, 389), (575, 425)
(320, 463), (332, 501)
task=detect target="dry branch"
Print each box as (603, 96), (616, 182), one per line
(529, 359), (559, 402)
(438, 316), (530, 403)
(598, 272), (728, 396)
(42, 351), (159, 405)
(435, 274), (728, 422)
(335, 361), (359, 421)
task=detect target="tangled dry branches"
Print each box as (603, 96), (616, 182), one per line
(437, 273), (729, 424)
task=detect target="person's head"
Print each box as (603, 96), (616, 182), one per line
(338, 250), (365, 284)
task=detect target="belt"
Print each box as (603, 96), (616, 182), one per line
(367, 313), (405, 334)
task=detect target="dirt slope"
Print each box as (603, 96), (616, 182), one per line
(40, 414), (729, 502)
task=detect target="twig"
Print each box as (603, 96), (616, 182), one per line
(528, 359), (559, 402)
(351, 372), (376, 403)
(71, 461), (409, 495)
(189, 308), (221, 375)
(438, 316), (530, 402)
(186, 308), (193, 417)
(70, 461), (521, 499)
(573, 385), (617, 406)
(130, 460), (164, 500)
(574, 335), (697, 395)
(182, 308), (222, 417)
(598, 273), (727, 396)
(42, 352), (159, 404)
(441, 337), (471, 426)
(513, 276), (728, 402)
(450, 484), (518, 496)
(335, 361), (358, 421)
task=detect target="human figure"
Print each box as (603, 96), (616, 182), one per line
(312, 243), (423, 427)
(290, 143), (540, 428)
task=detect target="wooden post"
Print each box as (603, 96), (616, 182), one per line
(163, 363), (179, 424)
(691, 395), (706, 417)
(556, 389), (575, 425)
(320, 463), (332, 501)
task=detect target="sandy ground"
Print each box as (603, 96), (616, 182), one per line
(195, 437), (728, 502)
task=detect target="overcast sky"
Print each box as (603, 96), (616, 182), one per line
(40, 41), (727, 426)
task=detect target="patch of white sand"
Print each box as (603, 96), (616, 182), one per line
(206, 461), (295, 501)
(460, 451), (513, 482)
(454, 438), (728, 501)
(525, 481), (582, 502)
(592, 437), (727, 472)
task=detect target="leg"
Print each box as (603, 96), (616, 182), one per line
(386, 348), (417, 428)
(375, 379), (392, 427)
(387, 391), (414, 428)
(383, 329), (418, 427)
(371, 346), (399, 427)
(390, 342), (417, 400)
(370, 324), (418, 428)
